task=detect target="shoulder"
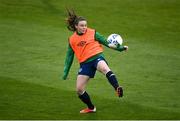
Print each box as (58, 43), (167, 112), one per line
(69, 32), (77, 40)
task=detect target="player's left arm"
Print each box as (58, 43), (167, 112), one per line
(63, 43), (74, 80)
(95, 31), (128, 52)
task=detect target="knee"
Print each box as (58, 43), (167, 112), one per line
(76, 86), (85, 95)
(101, 68), (110, 75)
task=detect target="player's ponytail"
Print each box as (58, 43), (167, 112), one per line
(66, 9), (86, 31)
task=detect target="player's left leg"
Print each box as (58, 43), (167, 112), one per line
(96, 60), (123, 97)
(76, 75), (96, 113)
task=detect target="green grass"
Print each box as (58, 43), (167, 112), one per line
(0, 0), (180, 119)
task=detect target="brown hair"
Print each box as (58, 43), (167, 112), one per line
(66, 9), (86, 31)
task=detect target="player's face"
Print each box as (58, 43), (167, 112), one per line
(75, 20), (87, 34)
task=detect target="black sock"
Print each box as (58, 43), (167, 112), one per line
(106, 71), (119, 90)
(78, 91), (94, 109)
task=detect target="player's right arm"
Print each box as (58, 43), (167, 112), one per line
(62, 43), (74, 80)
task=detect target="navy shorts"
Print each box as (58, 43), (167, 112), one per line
(78, 56), (107, 78)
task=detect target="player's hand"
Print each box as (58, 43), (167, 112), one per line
(62, 75), (67, 80)
(124, 46), (128, 51)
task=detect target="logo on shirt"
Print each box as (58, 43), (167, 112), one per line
(79, 68), (82, 73)
(97, 58), (101, 61)
(77, 41), (86, 47)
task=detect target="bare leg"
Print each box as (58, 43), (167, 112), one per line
(96, 60), (111, 75)
(76, 75), (89, 95)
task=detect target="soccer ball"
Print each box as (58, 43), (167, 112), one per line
(107, 34), (123, 47)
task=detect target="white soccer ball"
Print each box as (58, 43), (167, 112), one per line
(107, 34), (123, 47)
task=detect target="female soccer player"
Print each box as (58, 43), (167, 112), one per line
(63, 10), (128, 114)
